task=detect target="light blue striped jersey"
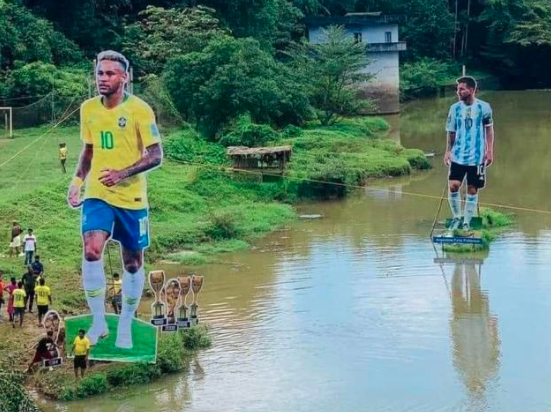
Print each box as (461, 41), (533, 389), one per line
(445, 99), (493, 166)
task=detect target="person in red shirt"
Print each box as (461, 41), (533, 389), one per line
(3, 277), (17, 322)
(0, 271), (4, 321)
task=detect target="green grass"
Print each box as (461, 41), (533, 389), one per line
(443, 208), (513, 253)
(280, 117), (430, 197)
(0, 126), (78, 202)
(65, 314), (158, 363)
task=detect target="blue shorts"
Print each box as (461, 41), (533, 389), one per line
(82, 199), (149, 251)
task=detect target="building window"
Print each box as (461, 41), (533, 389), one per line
(385, 32), (392, 43)
(354, 32), (363, 43)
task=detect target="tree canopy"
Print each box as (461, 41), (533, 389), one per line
(2, 0), (551, 111)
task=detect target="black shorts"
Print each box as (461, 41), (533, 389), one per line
(74, 355), (87, 369)
(449, 162), (486, 189)
(14, 307), (24, 317)
(38, 305), (49, 316)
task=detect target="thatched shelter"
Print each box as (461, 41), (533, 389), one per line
(226, 145), (292, 175)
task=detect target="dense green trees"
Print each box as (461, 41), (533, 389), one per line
(0, 1), (81, 70)
(3, 0), (551, 113)
(163, 35), (312, 137)
(123, 5), (226, 76)
(479, 0), (551, 86)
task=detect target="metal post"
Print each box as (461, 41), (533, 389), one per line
(129, 66), (134, 94)
(92, 59), (97, 97)
(51, 90), (55, 122)
(462, 65), (466, 77)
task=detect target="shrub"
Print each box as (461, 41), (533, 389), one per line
(400, 58), (458, 99)
(157, 334), (185, 373)
(282, 124), (303, 138)
(181, 325), (212, 350)
(76, 374), (108, 398)
(219, 114), (279, 147)
(205, 209), (243, 240)
(106, 363), (161, 387)
(164, 128), (228, 165)
(0, 372), (39, 412)
(403, 148), (431, 170)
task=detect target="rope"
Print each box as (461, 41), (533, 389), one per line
(9, 93), (53, 109)
(0, 94), (51, 102)
(169, 158), (551, 217)
(0, 105), (80, 170)
(0, 101), (80, 200)
(429, 183), (448, 240)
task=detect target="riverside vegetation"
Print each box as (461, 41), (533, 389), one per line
(0, 115), (430, 406)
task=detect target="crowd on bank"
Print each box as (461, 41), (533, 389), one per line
(1, 221), (51, 328)
(0, 221), (118, 378)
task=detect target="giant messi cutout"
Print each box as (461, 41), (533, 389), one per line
(433, 76), (495, 245)
(66, 50), (162, 363)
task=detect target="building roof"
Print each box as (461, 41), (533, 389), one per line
(304, 14), (406, 27)
(227, 146), (293, 157)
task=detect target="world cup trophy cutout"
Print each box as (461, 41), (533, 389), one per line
(177, 276), (192, 329)
(149, 270), (167, 326)
(162, 278), (181, 332)
(190, 275), (204, 326)
(42, 310), (63, 367)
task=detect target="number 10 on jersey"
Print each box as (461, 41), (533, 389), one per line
(100, 131), (114, 149)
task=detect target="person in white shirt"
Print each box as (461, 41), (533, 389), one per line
(23, 228), (37, 266)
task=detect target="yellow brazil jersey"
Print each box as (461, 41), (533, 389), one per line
(13, 289), (26, 308)
(80, 94), (161, 210)
(36, 285), (51, 306)
(73, 336), (91, 355)
(59, 147), (67, 160)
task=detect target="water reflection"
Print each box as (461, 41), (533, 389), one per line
(448, 256), (500, 410)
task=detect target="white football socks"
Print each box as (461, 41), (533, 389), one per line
(116, 267), (145, 349)
(83, 259), (107, 344)
(448, 191), (462, 219)
(464, 194), (478, 226)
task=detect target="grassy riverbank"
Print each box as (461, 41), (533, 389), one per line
(0, 116), (430, 403)
(34, 325), (211, 401)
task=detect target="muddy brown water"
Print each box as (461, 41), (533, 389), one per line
(39, 91), (551, 412)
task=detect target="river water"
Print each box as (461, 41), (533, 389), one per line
(41, 91), (551, 412)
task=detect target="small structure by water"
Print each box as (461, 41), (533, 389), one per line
(227, 146), (292, 176)
(305, 13), (407, 114)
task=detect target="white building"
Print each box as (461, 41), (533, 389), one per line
(305, 13), (407, 114)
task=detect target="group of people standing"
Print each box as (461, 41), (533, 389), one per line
(1, 222), (52, 328)
(9, 221), (38, 265)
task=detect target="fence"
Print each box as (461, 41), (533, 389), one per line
(0, 87), (183, 135)
(0, 93), (83, 132)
